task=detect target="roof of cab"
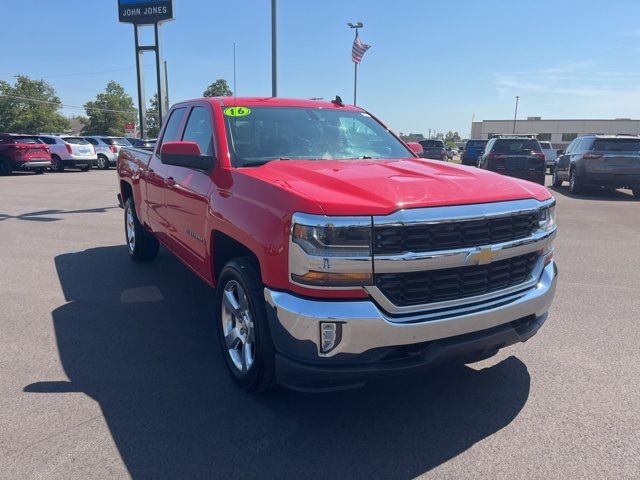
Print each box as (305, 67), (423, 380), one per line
(179, 97), (364, 111)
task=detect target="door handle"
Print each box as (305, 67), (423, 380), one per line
(166, 177), (176, 187)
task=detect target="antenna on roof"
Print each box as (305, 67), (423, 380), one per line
(331, 95), (344, 107)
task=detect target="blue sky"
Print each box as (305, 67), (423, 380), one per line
(2, 0), (640, 136)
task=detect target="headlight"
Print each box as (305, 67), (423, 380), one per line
(538, 204), (556, 232)
(290, 214), (372, 287)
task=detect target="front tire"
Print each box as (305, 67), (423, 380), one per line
(215, 258), (275, 393)
(34, 168), (45, 175)
(552, 168), (562, 187)
(124, 197), (159, 262)
(632, 188), (640, 199)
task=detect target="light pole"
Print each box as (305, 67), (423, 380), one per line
(512, 95), (520, 134)
(347, 21), (363, 105)
(271, 0), (277, 97)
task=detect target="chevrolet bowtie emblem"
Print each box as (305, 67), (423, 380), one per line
(467, 246), (499, 265)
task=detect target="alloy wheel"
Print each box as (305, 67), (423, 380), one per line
(125, 205), (136, 254)
(221, 280), (255, 373)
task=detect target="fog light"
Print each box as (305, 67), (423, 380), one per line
(319, 322), (343, 354)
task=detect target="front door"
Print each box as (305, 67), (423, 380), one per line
(144, 107), (188, 238)
(163, 104), (216, 280)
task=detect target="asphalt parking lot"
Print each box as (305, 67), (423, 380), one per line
(1, 170), (639, 479)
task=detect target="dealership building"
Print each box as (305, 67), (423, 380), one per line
(470, 118), (640, 148)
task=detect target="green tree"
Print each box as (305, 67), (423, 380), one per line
(0, 75), (70, 133)
(145, 93), (160, 138)
(203, 79), (232, 97)
(82, 81), (137, 135)
(444, 131), (461, 148)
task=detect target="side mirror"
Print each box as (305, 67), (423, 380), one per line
(557, 149), (564, 155)
(160, 141), (214, 170)
(407, 142), (424, 155)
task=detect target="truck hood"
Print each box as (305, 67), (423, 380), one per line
(241, 158), (551, 216)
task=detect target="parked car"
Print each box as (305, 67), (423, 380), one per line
(445, 146), (454, 160)
(461, 139), (489, 166)
(118, 97), (557, 393)
(0, 133), (51, 175)
(552, 135), (640, 197)
(128, 138), (156, 149)
(37, 135), (97, 171)
(477, 136), (546, 185)
(539, 141), (557, 173)
(101, 136), (132, 153)
(84, 136), (118, 170)
(418, 139), (448, 161)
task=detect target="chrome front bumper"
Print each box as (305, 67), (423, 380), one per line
(265, 260), (557, 358)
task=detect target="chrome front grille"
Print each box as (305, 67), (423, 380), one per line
(367, 198), (556, 317)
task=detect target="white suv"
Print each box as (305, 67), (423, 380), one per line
(84, 136), (130, 169)
(37, 135), (97, 172)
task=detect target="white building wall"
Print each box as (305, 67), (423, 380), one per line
(470, 119), (640, 147)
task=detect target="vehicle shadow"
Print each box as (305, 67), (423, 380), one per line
(548, 184), (638, 201)
(26, 246), (532, 479)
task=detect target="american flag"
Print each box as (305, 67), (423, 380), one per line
(351, 36), (371, 64)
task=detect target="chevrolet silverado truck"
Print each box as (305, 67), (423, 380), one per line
(117, 97), (557, 393)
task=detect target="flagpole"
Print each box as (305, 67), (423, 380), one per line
(354, 60), (358, 106)
(348, 22), (364, 105)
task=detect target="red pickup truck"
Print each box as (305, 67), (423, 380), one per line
(118, 97), (557, 392)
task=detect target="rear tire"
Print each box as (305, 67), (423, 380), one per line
(96, 155), (109, 170)
(0, 158), (11, 176)
(215, 258), (276, 393)
(632, 188), (640, 199)
(124, 197), (159, 262)
(50, 156), (64, 172)
(34, 168), (45, 175)
(569, 168), (583, 195)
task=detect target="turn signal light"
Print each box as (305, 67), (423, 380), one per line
(291, 271), (373, 287)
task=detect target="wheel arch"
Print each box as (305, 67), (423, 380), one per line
(211, 231), (262, 287)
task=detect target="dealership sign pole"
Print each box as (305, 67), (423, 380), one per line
(118, 0), (174, 138)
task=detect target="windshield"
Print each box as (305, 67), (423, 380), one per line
(419, 140), (444, 149)
(592, 138), (640, 151)
(466, 140), (488, 149)
(224, 106), (411, 167)
(101, 137), (131, 146)
(12, 136), (42, 144)
(492, 139), (542, 153)
(62, 137), (90, 145)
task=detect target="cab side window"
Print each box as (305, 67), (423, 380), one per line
(158, 107), (187, 152)
(182, 106), (214, 156)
